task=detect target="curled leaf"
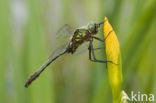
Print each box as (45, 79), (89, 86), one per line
(104, 17), (123, 103)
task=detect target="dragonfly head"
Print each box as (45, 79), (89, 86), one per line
(88, 22), (103, 34)
(88, 23), (97, 34)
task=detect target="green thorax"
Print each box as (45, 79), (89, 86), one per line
(74, 29), (88, 42)
(77, 29), (88, 37)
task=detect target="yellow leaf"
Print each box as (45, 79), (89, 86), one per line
(104, 17), (123, 103)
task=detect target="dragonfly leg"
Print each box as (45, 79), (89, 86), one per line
(88, 40), (113, 64)
(92, 30), (113, 42)
(92, 36), (104, 42)
(93, 47), (105, 50)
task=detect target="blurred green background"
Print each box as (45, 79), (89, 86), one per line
(0, 0), (156, 103)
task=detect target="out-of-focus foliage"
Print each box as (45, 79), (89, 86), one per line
(0, 0), (156, 103)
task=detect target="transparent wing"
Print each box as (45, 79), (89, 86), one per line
(73, 42), (89, 55)
(74, 41), (106, 56)
(55, 24), (75, 39)
(49, 43), (68, 60)
(49, 24), (75, 60)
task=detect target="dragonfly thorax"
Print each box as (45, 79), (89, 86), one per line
(66, 28), (90, 53)
(66, 23), (101, 54)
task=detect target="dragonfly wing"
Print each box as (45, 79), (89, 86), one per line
(49, 43), (68, 60)
(49, 24), (74, 60)
(55, 24), (75, 39)
(73, 42), (89, 55)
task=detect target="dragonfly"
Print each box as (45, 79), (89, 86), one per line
(25, 21), (114, 88)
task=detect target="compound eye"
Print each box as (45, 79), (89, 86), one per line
(88, 24), (96, 33)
